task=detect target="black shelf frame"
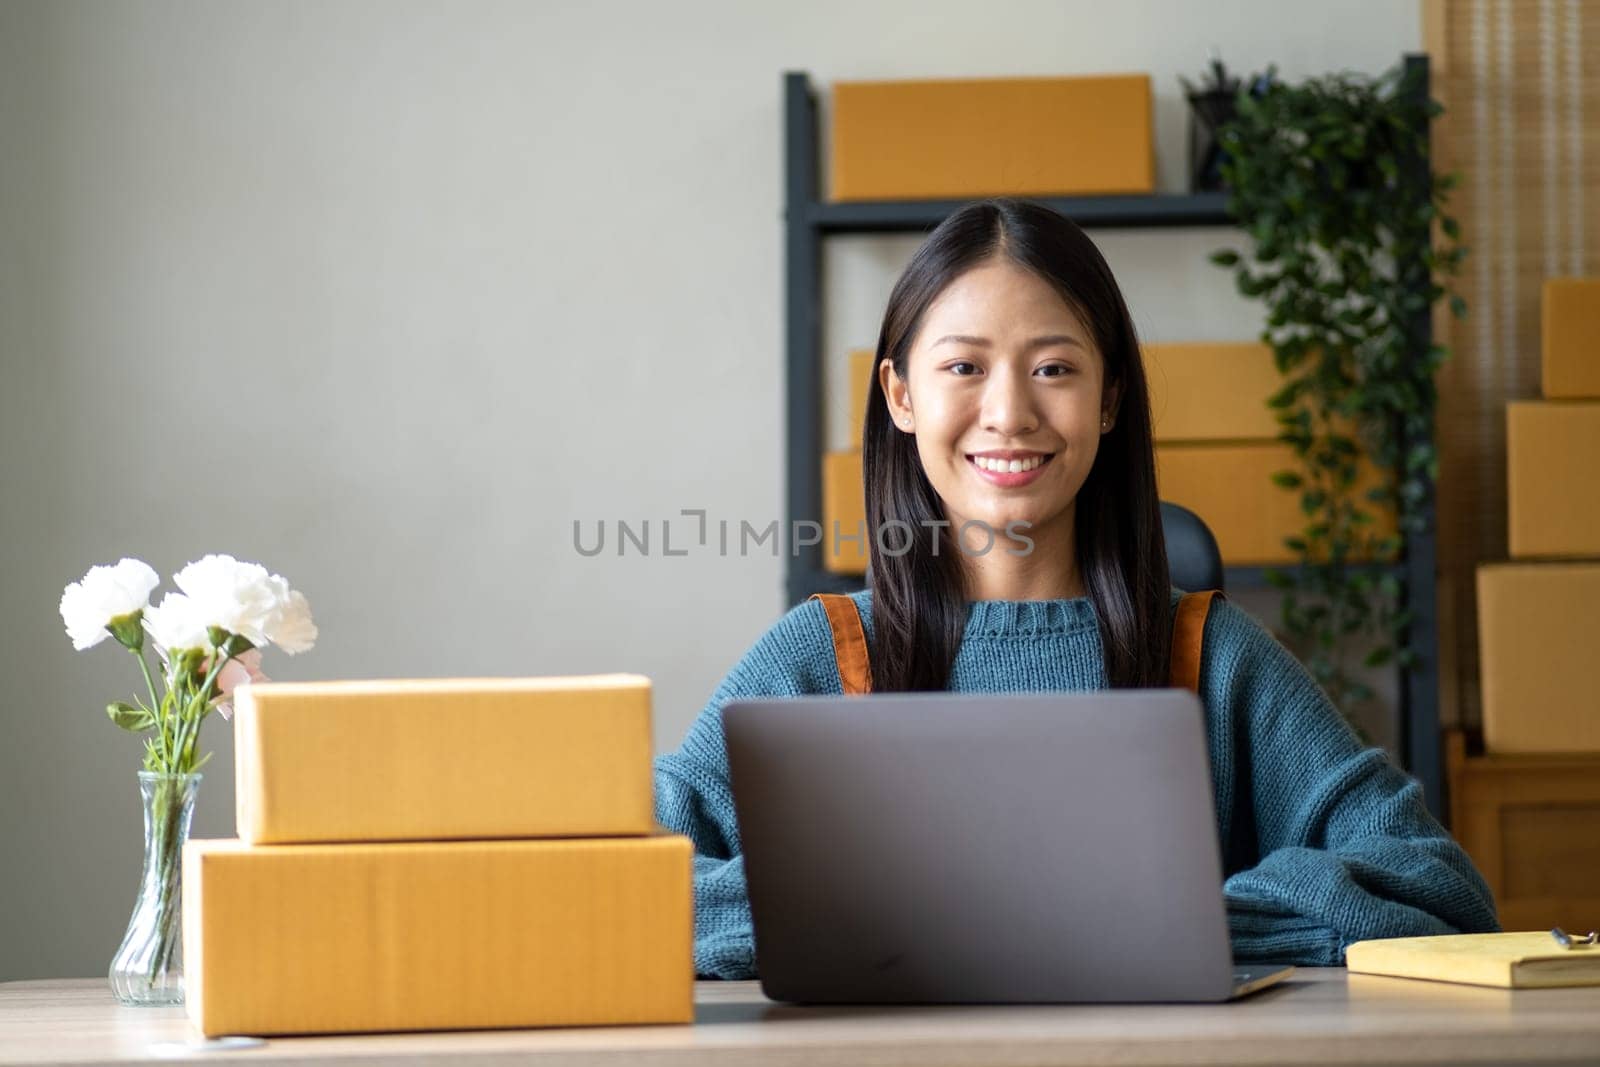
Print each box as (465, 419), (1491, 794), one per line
(808, 192), (1232, 234)
(782, 58), (1446, 821)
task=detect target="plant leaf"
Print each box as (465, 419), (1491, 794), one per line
(107, 701), (156, 732)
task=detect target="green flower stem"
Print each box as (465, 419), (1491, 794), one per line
(168, 645), (234, 776)
(130, 648), (168, 767)
(148, 776), (184, 986)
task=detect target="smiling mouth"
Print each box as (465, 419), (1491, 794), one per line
(966, 453), (1055, 474)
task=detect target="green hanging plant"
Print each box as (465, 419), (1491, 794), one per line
(1208, 61), (1466, 719)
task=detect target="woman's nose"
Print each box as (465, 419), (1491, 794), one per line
(979, 366), (1039, 436)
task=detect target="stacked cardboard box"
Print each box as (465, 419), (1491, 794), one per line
(1148, 342), (1395, 565)
(823, 349), (876, 574)
(1478, 278), (1600, 755)
(183, 675), (693, 1037)
(1154, 342), (1307, 565)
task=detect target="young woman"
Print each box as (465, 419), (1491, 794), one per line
(654, 198), (1499, 980)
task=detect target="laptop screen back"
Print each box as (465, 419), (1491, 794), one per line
(722, 689), (1238, 1003)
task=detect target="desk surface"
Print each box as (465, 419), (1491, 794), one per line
(3, 970), (1599, 1066)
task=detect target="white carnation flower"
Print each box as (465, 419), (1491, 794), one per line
(264, 589), (318, 654)
(173, 554), (282, 646)
(59, 558), (160, 651)
(143, 592), (212, 655)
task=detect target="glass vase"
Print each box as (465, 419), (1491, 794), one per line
(108, 771), (202, 1006)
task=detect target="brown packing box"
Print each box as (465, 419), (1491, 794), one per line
(830, 75), (1154, 201)
(1506, 401), (1600, 558)
(823, 449), (868, 574)
(1476, 563), (1600, 754)
(1542, 278), (1600, 399)
(1144, 342), (1281, 442)
(1158, 444), (1299, 564)
(1156, 443), (1395, 565)
(183, 835), (694, 1037)
(235, 675), (654, 844)
(848, 348), (876, 449)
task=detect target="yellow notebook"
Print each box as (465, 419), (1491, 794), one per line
(1346, 932), (1600, 989)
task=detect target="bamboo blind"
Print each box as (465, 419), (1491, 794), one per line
(1424, 0), (1600, 728)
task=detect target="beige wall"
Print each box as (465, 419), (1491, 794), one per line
(0, 0), (1419, 981)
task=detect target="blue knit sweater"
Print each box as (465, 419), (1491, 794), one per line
(653, 589), (1500, 979)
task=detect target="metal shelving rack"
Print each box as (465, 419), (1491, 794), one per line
(782, 56), (1445, 822)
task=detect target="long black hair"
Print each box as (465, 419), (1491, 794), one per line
(861, 198), (1169, 692)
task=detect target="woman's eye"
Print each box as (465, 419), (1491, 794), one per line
(1036, 364), (1074, 377)
(948, 362), (980, 376)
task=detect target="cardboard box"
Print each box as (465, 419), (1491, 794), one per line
(830, 75), (1154, 201)
(1507, 401), (1600, 558)
(1476, 563), (1600, 754)
(847, 348), (877, 449)
(235, 676), (654, 844)
(1157, 444), (1299, 564)
(1144, 342), (1281, 442)
(183, 834), (694, 1037)
(823, 449), (868, 574)
(1156, 444), (1395, 565)
(1542, 278), (1600, 399)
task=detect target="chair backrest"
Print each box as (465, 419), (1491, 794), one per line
(1160, 501), (1224, 593)
(858, 501), (1225, 594)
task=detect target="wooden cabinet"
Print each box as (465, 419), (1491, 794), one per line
(1446, 729), (1600, 932)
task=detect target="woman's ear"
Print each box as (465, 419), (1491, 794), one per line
(1101, 379), (1122, 434)
(879, 356), (914, 432)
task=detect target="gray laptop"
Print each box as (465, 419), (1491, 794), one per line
(722, 689), (1294, 1003)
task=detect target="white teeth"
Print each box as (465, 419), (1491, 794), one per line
(972, 455), (1045, 473)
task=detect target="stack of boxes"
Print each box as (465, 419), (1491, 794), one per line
(182, 675), (693, 1038)
(1476, 277), (1600, 755)
(821, 341), (1394, 573)
(823, 348), (876, 574)
(1451, 277), (1600, 933)
(1147, 341), (1392, 565)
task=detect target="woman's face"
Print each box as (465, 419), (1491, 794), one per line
(880, 256), (1117, 552)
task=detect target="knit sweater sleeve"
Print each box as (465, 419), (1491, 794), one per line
(652, 597), (841, 980)
(1203, 598), (1501, 965)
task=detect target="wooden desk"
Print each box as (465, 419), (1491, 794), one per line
(3, 970), (1599, 1066)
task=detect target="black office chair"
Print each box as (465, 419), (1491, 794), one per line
(1161, 501), (1224, 594)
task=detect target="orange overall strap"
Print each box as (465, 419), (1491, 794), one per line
(1169, 590), (1224, 694)
(810, 593), (874, 695)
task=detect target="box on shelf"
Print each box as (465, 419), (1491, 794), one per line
(184, 834), (694, 1037)
(830, 75), (1154, 202)
(235, 675), (655, 844)
(1475, 563), (1600, 754)
(823, 450), (868, 575)
(1541, 278), (1600, 400)
(848, 348), (877, 449)
(1144, 342), (1280, 442)
(1506, 401), (1600, 558)
(1155, 443), (1394, 566)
